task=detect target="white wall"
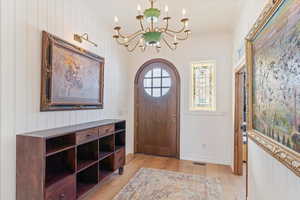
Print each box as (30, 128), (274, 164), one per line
(232, 1), (300, 200)
(232, 0), (267, 65)
(126, 34), (234, 165)
(248, 140), (300, 200)
(0, 0), (130, 199)
(0, 0), (2, 197)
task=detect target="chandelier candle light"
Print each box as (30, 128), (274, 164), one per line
(113, 0), (191, 52)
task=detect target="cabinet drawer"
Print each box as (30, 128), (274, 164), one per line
(99, 125), (115, 137)
(114, 147), (125, 170)
(76, 128), (98, 144)
(45, 175), (75, 200)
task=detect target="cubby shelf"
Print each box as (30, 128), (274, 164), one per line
(115, 131), (125, 152)
(45, 170), (73, 188)
(46, 134), (76, 156)
(76, 163), (98, 198)
(77, 160), (99, 173)
(99, 151), (114, 160)
(17, 119), (126, 200)
(46, 145), (75, 157)
(99, 135), (115, 160)
(77, 141), (98, 171)
(45, 148), (75, 188)
(99, 155), (114, 181)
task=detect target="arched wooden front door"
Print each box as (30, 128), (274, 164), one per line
(134, 59), (180, 158)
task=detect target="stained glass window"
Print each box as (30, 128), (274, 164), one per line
(191, 61), (216, 111)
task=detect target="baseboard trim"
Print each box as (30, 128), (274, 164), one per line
(126, 153), (134, 164)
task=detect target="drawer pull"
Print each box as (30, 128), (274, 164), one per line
(59, 193), (65, 200)
(86, 134), (91, 137)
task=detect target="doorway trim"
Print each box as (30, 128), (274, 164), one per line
(234, 63), (246, 176)
(134, 58), (181, 159)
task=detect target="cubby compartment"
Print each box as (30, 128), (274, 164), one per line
(45, 148), (75, 188)
(77, 141), (98, 171)
(99, 155), (114, 181)
(115, 121), (126, 131)
(76, 163), (98, 198)
(115, 131), (125, 151)
(99, 135), (115, 160)
(46, 134), (75, 156)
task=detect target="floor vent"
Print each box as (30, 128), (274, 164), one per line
(193, 162), (207, 166)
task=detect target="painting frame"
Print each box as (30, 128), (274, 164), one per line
(246, 0), (300, 177)
(41, 31), (104, 111)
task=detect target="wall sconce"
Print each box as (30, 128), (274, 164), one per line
(74, 33), (98, 47)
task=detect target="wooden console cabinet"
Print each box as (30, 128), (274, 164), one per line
(17, 119), (126, 200)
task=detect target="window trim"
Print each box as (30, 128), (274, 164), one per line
(189, 60), (217, 112)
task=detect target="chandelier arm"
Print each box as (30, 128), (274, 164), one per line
(126, 40), (140, 52)
(162, 37), (176, 51)
(179, 32), (190, 40)
(164, 31), (189, 41)
(166, 23), (186, 34)
(162, 19), (169, 32)
(116, 31), (144, 45)
(139, 19), (145, 31)
(117, 29), (143, 39)
(127, 32), (144, 43)
(141, 45), (147, 52)
(155, 46), (160, 53)
(115, 38), (128, 46)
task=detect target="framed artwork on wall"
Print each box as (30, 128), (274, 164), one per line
(41, 31), (104, 111)
(246, 0), (300, 176)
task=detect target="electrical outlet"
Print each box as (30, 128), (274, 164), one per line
(202, 144), (207, 149)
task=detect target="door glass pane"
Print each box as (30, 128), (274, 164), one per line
(152, 88), (161, 97)
(144, 78), (152, 88)
(152, 68), (161, 77)
(162, 69), (169, 77)
(162, 88), (170, 96)
(145, 88), (152, 96)
(152, 78), (161, 87)
(145, 71), (152, 78)
(162, 78), (171, 87)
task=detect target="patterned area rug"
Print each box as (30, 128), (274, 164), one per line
(113, 168), (223, 200)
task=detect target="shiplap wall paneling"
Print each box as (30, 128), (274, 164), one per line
(248, 140), (300, 200)
(0, 0), (130, 199)
(1, 0), (17, 199)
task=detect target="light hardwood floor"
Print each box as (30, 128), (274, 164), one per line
(87, 154), (246, 200)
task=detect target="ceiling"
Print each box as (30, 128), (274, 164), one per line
(89, 0), (243, 36)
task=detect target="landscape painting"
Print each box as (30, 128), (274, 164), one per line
(41, 31), (104, 111)
(252, 0), (300, 153)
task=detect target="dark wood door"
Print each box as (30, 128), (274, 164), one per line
(135, 59), (180, 158)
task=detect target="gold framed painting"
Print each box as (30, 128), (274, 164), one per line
(246, 0), (300, 177)
(41, 31), (104, 111)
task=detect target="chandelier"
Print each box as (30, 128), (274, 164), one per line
(113, 0), (191, 52)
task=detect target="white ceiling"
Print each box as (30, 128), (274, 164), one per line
(89, 0), (243, 35)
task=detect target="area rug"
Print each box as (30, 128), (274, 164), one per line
(113, 168), (223, 200)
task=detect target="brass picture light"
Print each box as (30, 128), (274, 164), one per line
(74, 33), (98, 47)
